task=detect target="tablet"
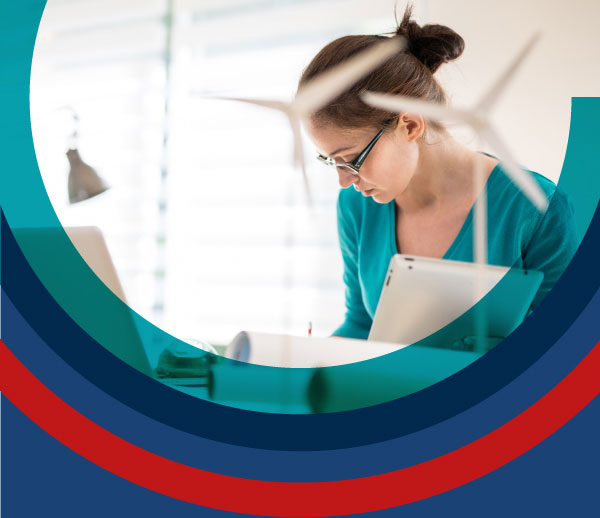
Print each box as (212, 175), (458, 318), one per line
(367, 254), (543, 351)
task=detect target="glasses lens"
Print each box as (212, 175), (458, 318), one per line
(317, 155), (337, 167)
(316, 155), (358, 174)
(336, 164), (358, 174)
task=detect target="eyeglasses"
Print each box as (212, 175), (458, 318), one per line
(316, 127), (386, 175)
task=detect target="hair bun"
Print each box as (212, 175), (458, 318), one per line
(395, 5), (465, 73)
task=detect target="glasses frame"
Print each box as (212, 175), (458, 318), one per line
(316, 127), (386, 175)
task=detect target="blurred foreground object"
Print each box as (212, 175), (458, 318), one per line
(155, 338), (219, 379)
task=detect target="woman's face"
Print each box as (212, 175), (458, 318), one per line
(306, 118), (421, 204)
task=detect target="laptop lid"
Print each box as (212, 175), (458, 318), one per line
(13, 225), (153, 377)
(64, 226), (154, 376)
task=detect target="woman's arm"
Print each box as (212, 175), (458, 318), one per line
(332, 191), (373, 339)
(522, 187), (579, 310)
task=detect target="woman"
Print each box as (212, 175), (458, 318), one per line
(299, 6), (578, 340)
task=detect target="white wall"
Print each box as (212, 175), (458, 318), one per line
(422, 0), (600, 182)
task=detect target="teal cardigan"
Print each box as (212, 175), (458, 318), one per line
(333, 163), (579, 339)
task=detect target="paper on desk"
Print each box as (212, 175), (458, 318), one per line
(225, 330), (405, 368)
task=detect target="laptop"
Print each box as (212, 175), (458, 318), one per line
(368, 254), (543, 351)
(63, 226), (154, 376)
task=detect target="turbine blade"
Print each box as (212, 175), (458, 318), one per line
(482, 126), (548, 211)
(211, 96), (290, 112)
(290, 115), (313, 206)
(476, 33), (541, 114)
(293, 37), (406, 116)
(361, 91), (474, 125)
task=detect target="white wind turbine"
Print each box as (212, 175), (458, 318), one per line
(362, 33), (547, 264)
(362, 34), (546, 351)
(210, 36), (406, 204)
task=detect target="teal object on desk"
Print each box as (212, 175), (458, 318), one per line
(334, 163), (579, 339)
(155, 338), (219, 379)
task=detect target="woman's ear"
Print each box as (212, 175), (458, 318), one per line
(397, 113), (425, 142)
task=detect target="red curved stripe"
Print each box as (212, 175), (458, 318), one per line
(0, 338), (599, 517)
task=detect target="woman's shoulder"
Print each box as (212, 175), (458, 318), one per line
(490, 163), (576, 244)
(490, 163), (569, 211)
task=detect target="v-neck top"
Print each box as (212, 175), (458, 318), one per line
(333, 163), (578, 339)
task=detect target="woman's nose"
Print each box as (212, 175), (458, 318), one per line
(337, 168), (359, 189)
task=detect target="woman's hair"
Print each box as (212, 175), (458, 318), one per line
(298, 4), (464, 131)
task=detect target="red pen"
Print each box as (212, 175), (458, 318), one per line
(308, 321), (312, 337)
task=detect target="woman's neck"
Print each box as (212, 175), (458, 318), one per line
(394, 134), (493, 214)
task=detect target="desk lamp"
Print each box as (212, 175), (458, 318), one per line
(64, 107), (109, 203)
(67, 148), (109, 203)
